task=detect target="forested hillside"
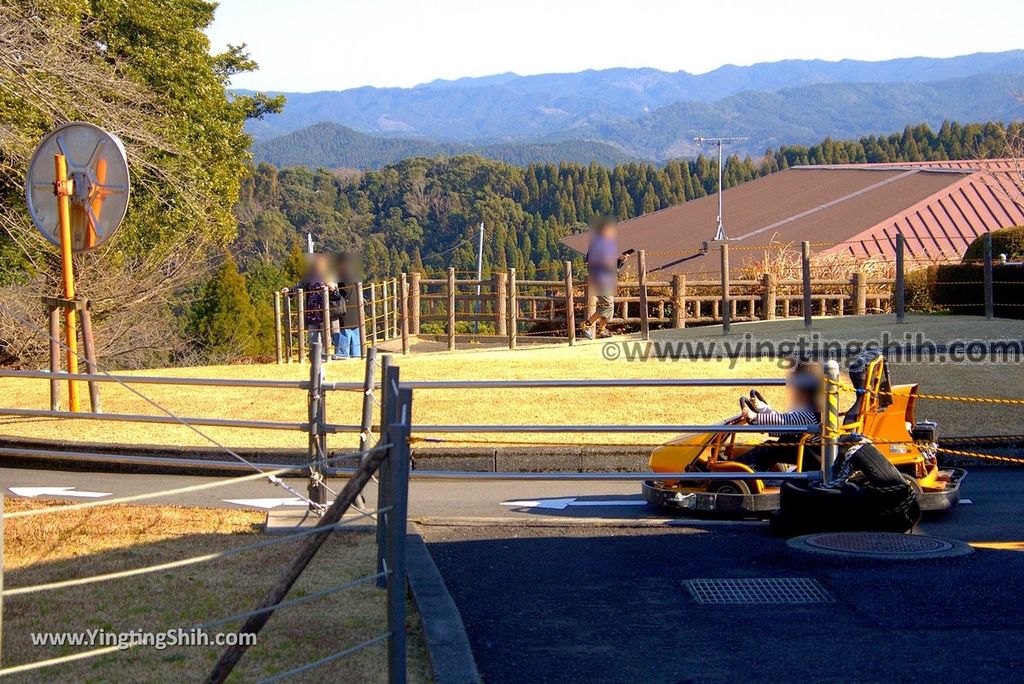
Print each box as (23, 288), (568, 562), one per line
(231, 120), (1018, 301)
(252, 122), (637, 169)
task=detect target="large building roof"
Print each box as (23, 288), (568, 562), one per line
(561, 161), (1024, 277)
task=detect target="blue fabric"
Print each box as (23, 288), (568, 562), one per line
(334, 327), (361, 358)
(586, 234), (619, 290)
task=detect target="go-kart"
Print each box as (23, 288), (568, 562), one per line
(642, 351), (965, 516)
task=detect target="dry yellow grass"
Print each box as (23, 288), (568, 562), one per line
(1, 313), (1020, 451)
(2, 497), (431, 683)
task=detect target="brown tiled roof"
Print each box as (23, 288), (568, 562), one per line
(561, 162), (1024, 277)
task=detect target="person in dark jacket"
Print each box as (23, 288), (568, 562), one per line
(332, 253), (362, 359)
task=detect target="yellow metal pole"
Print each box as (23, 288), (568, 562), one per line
(54, 154), (80, 412)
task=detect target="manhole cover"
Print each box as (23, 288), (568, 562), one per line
(684, 578), (833, 605)
(789, 532), (973, 560)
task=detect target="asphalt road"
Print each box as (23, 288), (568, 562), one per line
(4, 465), (1023, 682)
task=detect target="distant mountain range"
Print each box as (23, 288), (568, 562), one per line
(245, 51), (1024, 169)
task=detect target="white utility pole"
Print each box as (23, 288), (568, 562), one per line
(306, 232), (314, 253)
(474, 222), (484, 334)
(694, 136), (748, 241)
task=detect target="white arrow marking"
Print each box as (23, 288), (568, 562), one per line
(9, 486), (111, 499)
(501, 497), (646, 511)
(223, 498), (307, 510)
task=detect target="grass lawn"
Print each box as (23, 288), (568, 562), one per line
(1, 498), (431, 682)
(1, 314), (1020, 450)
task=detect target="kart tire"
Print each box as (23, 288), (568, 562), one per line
(843, 444), (905, 487)
(709, 480), (751, 496)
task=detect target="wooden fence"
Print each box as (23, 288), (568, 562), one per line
(274, 248), (897, 360)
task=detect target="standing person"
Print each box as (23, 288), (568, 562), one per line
(333, 253), (363, 359)
(580, 217), (633, 339)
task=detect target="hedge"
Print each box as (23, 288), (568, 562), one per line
(907, 263), (1024, 318)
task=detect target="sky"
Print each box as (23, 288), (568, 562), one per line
(207, 0), (1024, 92)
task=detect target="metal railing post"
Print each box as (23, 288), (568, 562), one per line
(409, 272), (421, 335)
(822, 359), (841, 481)
(638, 250), (650, 340)
(376, 355), (394, 587)
(321, 284), (331, 355)
(720, 243), (730, 335)
(306, 334), (327, 509)
(385, 384), (412, 684)
(984, 232), (994, 320)
(79, 300), (101, 413)
(273, 291), (283, 364)
(358, 347), (378, 455)
(801, 241), (812, 329)
(895, 233), (905, 324)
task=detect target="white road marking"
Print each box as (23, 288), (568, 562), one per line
(9, 486), (111, 499)
(501, 497), (647, 511)
(960, 499), (973, 505)
(223, 497), (308, 510)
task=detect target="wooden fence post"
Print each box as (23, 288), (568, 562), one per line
(761, 274), (776, 320)
(720, 243), (730, 335)
(447, 267), (456, 351)
(564, 261), (576, 345)
(296, 288), (306, 363)
(369, 283), (379, 347)
(895, 233), (906, 324)
(273, 291), (283, 364)
(283, 293), (293, 363)
(637, 250), (650, 340)
(400, 273), (410, 354)
(852, 270), (867, 316)
(671, 274), (686, 329)
(409, 272), (422, 335)
(356, 282), (367, 358)
(48, 306), (61, 410)
(494, 272), (508, 336)
(392, 279), (400, 338)
(382, 279), (390, 341)
(801, 241), (812, 329)
(508, 267), (517, 350)
(984, 232), (994, 320)
(79, 301), (101, 413)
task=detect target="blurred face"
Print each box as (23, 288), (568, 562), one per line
(599, 224), (616, 240)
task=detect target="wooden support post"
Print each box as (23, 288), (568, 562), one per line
(382, 279), (390, 341)
(852, 270), (867, 316)
(801, 241), (812, 329)
(369, 283), (378, 347)
(447, 267), (456, 351)
(494, 272), (508, 336)
(79, 301), (101, 413)
(296, 288), (306, 363)
(637, 250), (650, 340)
(409, 272), (422, 335)
(761, 274), (777, 320)
(671, 274), (686, 329)
(720, 243), (731, 335)
(984, 232), (994, 320)
(356, 282), (367, 358)
(273, 291), (283, 364)
(392, 279), (400, 338)
(564, 261), (576, 345)
(400, 274), (410, 354)
(895, 233), (906, 324)
(283, 294), (294, 363)
(320, 284), (331, 353)
(508, 268), (518, 350)
(48, 306), (61, 411)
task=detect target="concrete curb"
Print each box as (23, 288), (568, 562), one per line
(406, 527), (481, 684)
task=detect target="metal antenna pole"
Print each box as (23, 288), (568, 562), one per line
(475, 222), (484, 334)
(694, 136), (748, 242)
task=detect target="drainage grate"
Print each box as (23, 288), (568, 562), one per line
(789, 532), (973, 560)
(684, 578), (833, 605)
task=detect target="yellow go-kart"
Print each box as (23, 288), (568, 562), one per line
(642, 351), (965, 515)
